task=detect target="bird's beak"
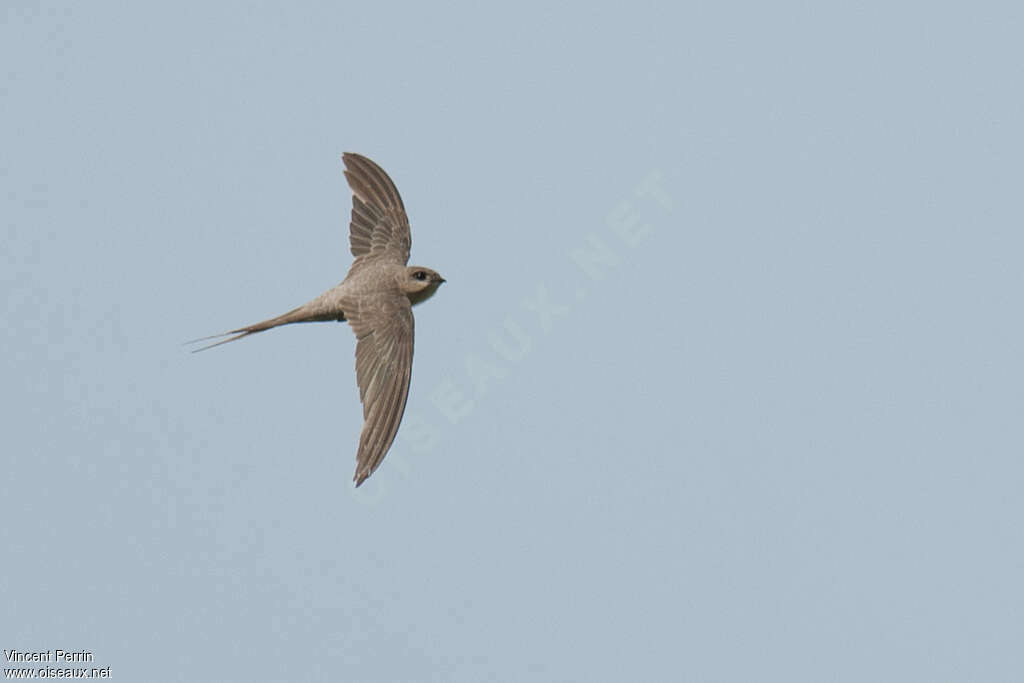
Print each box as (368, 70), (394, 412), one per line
(438, 277), (447, 284)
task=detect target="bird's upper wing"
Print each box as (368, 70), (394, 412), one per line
(342, 153), (411, 266)
(347, 293), (415, 486)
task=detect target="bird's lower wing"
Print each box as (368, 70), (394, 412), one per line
(348, 296), (415, 486)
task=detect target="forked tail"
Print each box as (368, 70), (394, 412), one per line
(185, 306), (344, 353)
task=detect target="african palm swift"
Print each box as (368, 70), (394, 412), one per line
(190, 153), (445, 486)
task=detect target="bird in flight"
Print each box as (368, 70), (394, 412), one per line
(189, 153), (445, 486)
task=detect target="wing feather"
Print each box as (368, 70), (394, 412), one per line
(347, 295), (415, 486)
(342, 153), (411, 265)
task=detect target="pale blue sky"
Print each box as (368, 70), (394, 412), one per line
(3, 2), (1023, 681)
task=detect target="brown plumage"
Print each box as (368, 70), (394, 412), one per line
(189, 153), (445, 486)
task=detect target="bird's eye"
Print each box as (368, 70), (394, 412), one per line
(414, 271), (427, 281)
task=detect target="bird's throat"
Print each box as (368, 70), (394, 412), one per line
(408, 282), (441, 307)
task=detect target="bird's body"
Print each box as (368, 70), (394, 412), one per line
(191, 153), (445, 486)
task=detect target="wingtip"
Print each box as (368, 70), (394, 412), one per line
(354, 463), (377, 487)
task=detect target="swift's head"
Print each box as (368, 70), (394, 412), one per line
(401, 266), (446, 305)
